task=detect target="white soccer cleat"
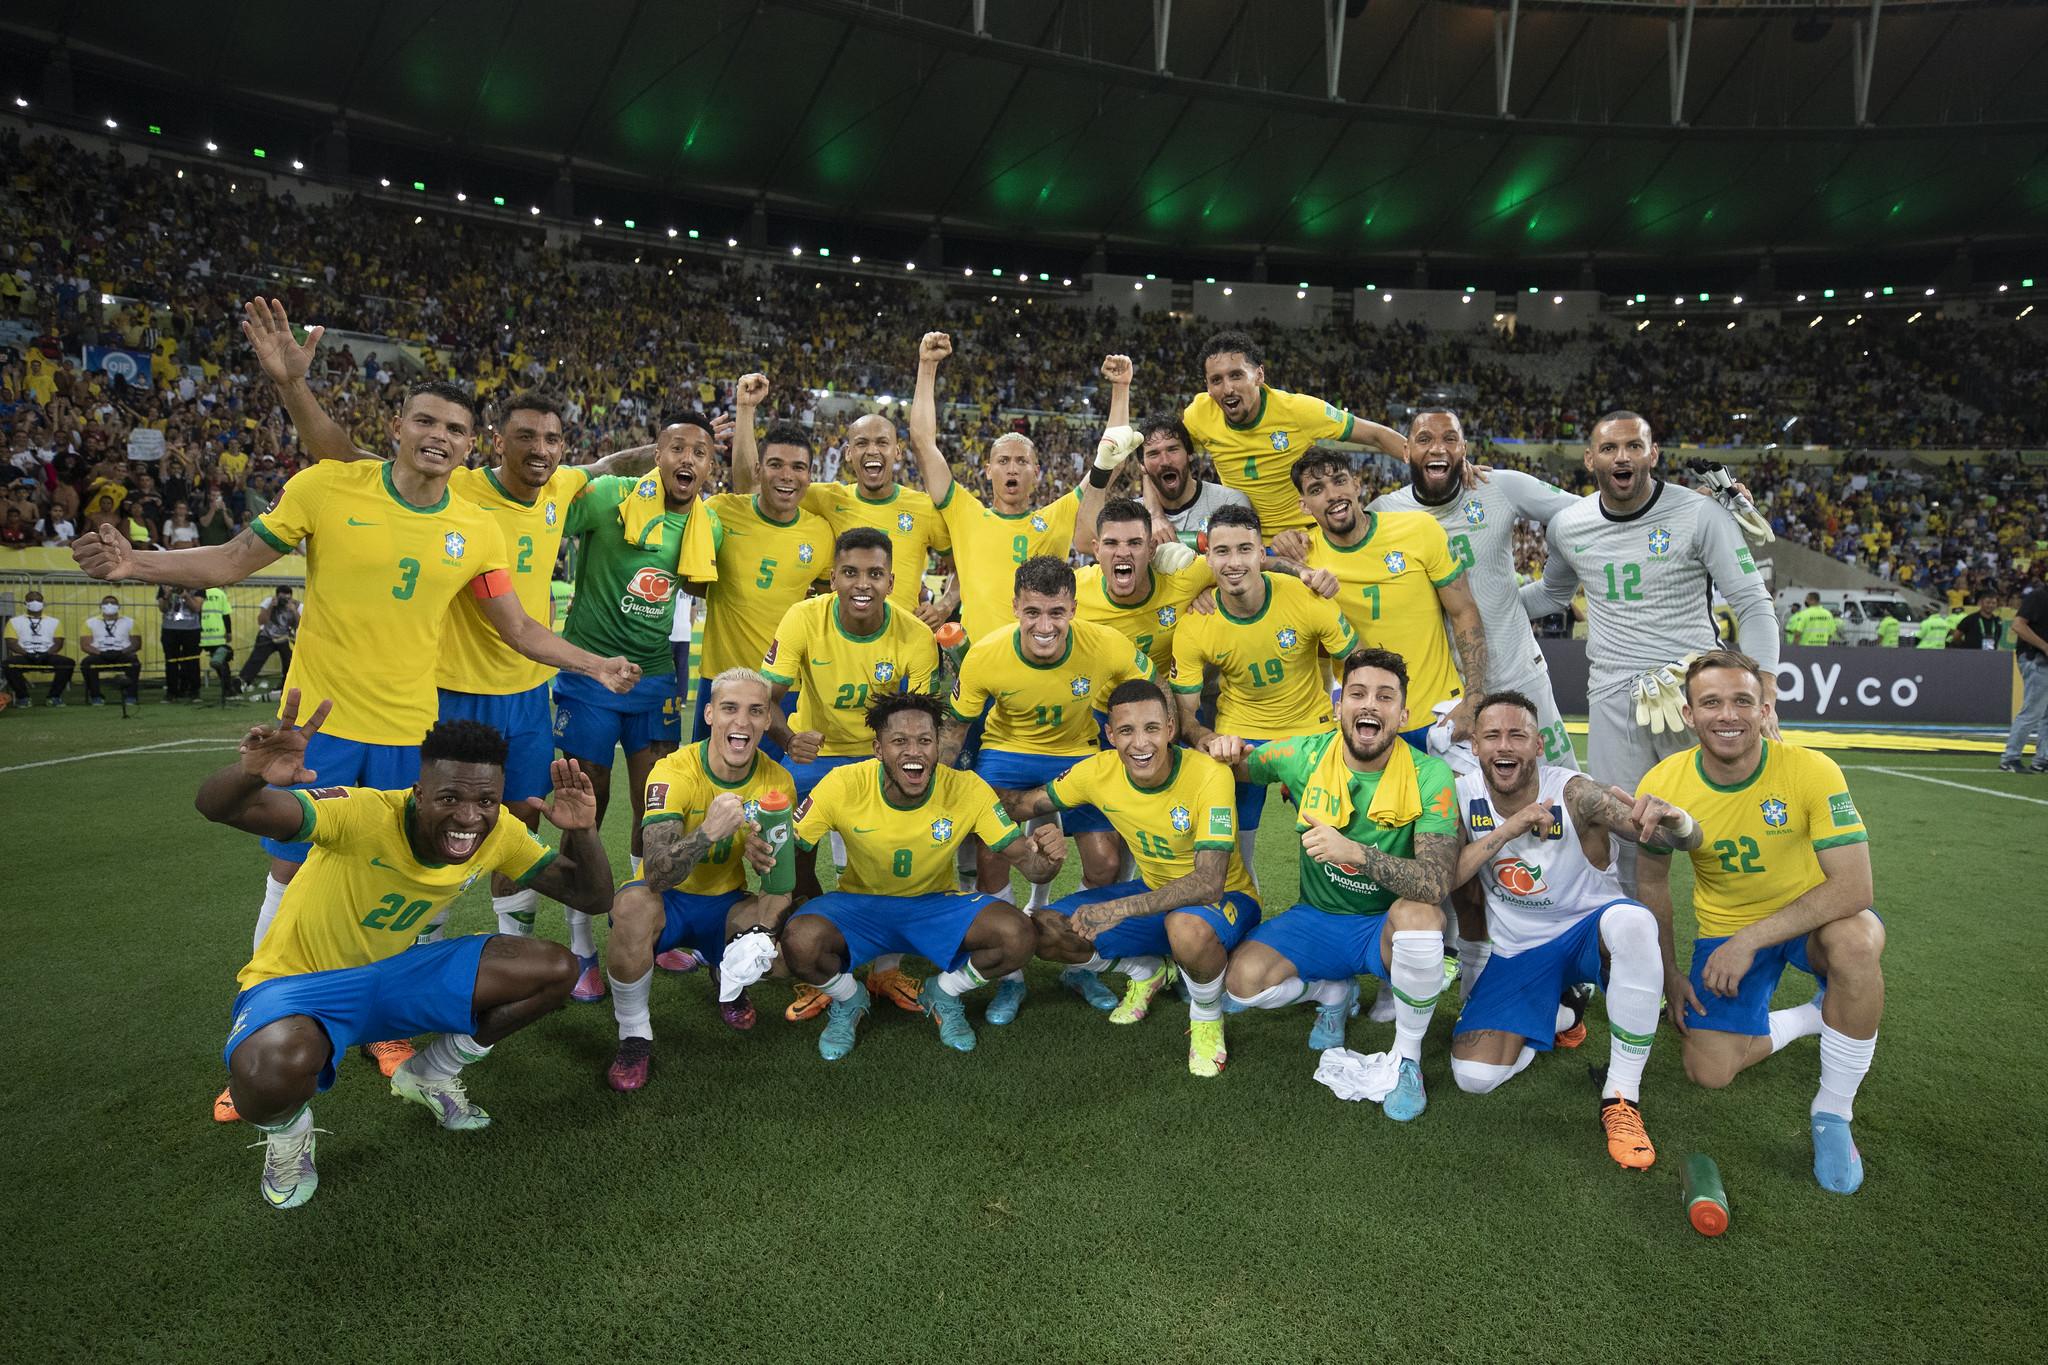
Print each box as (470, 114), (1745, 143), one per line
(250, 1122), (326, 1210)
(390, 1064), (491, 1130)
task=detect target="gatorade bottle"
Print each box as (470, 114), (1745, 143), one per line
(935, 621), (968, 679)
(754, 789), (796, 896)
(1681, 1152), (1730, 1236)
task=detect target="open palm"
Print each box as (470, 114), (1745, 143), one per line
(238, 689), (332, 787)
(241, 297), (322, 385)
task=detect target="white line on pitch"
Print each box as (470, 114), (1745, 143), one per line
(1838, 765), (2017, 773)
(0, 737), (243, 774)
(1853, 766), (2048, 807)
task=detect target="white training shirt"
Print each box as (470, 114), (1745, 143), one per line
(87, 615), (137, 652)
(1455, 764), (1624, 956)
(7, 612), (62, 655)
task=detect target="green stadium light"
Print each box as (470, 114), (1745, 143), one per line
(148, 125), (161, 135)
(688, 230), (699, 239)
(1528, 286), (1538, 293)
(819, 248), (830, 257)
(1882, 286), (1894, 295)
(253, 149), (266, 158)
(1698, 293), (1709, 302)
(1635, 294), (1646, 303)
(1205, 277), (1215, 284)
(413, 182), (425, 191)
(2025, 279), (2035, 287)
(624, 220), (635, 229)
(493, 197), (504, 206)
(1823, 289), (1836, 298)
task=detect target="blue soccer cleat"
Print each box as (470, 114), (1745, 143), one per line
(985, 977), (1028, 1025)
(919, 978), (977, 1052)
(1060, 966), (1118, 1011)
(1383, 1057), (1428, 1122)
(818, 981), (871, 1061)
(1308, 979), (1361, 1050)
(1811, 1112), (1864, 1193)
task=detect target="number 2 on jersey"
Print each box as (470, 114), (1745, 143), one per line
(515, 535), (534, 574)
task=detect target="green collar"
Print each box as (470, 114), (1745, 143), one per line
(1217, 572), (1274, 625)
(483, 465), (540, 508)
(833, 598), (892, 644)
(1321, 510), (1376, 553)
(698, 739), (759, 790)
(1012, 625), (1075, 671)
(1098, 562), (1158, 609)
(382, 460), (450, 515)
(879, 764), (934, 812)
(1223, 387), (1270, 433)
(752, 494), (800, 528)
(853, 483), (901, 507)
(1125, 744), (1183, 794)
(1696, 740), (1770, 793)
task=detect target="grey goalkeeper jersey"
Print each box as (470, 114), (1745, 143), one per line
(1371, 469), (1578, 683)
(1519, 479), (1778, 701)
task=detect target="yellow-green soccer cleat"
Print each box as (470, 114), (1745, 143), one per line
(250, 1122), (322, 1209)
(1187, 1019), (1228, 1078)
(1110, 961), (1179, 1025)
(390, 1065), (492, 1130)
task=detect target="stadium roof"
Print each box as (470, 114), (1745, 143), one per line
(5, 0), (2046, 280)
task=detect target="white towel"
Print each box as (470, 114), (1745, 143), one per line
(718, 931), (777, 1001)
(1313, 1047), (1401, 1102)
(1426, 699), (1480, 777)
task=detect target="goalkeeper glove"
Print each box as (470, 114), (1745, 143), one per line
(1687, 457), (1775, 545)
(1094, 425), (1140, 472)
(1151, 539), (1197, 575)
(1633, 666), (1687, 736)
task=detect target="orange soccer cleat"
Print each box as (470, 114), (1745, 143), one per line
(213, 1085), (240, 1122)
(360, 1039), (416, 1077)
(785, 982), (831, 1022)
(866, 966), (925, 1012)
(1599, 1096), (1657, 1170)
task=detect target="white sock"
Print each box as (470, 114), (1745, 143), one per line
(493, 888), (539, 937)
(1229, 978), (1306, 1011)
(869, 953), (904, 974)
(1076, 954), (1112, 973)
(253, 874), (289, 954)
(408, 1032), (491, 1081)
(566, 909), (597, 958)
(610, 970), (653, 1040)
(1186, 971), (1226, 1022)
(1769, 998), (1825, 1053)
(1389, 929), (1445, 1063)
(1368, 976), (1398, 1022)
(1452, 1047), (1534, 1094)
(414, 909), (449, 945)
(1456, 938), (1492, 1003)
(255, 1103), (313, 1137)
(829, 831), (848, 870)
(1117, 955), (1164, 982)
(1598, 903), (1663, 1104)
(1236, 829), (1259, 888)
(1025, 880), (1053, 911)
(1304, 978), (1352, 1007)
(1555, 1001), (1578, 1033)
(1813, 1025), (1876, 1120)
(630, 855), (643, 881)
(936, 961), (989, 997)
(1000, 969), (1025, 983)
(820, 972), (859, 1003)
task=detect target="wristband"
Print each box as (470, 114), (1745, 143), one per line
(1670, 809), (1695, 840)
(1088, 463), (1114, 488)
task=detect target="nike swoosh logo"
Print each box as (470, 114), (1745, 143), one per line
(853, 826), (878, 833)
(811, 659), (832, 666)
(350, 517), (380, 527)
(370, 857), (396, 868)
(998, 689), (1022, 698)
(1571, 544), (1591, 552)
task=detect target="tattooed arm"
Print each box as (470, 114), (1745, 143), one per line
(1454, 799), (1552, 885)
(642, 792), (750, 893)
(999, 785), (1058, 823)
(1436, 575), (1489, 738)
(1300, 819), (1459, 904)
(1063, 849), (1229, 939)
(1562, 775), (1705, 852)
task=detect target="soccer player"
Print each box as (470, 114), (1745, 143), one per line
(1182, 330), (1405, 539)
(605, 668), (796, 1089)
(1276, 450), (1490, 745)
(1222, 649), (1458, 1121)
(1450, 692), (1703, 1169)
(1634, 651), (1885, 1194)
(999, 680), (1261, 1077)
(1519, 413), (1779, 895)
(729, 371), (958, 626)
(199, 696), (612, 1209)
(1171, 503), (1357, 865)
(1070, 497), (1214, 675)
(1133, 413), (1250, 548)
(1364, 409), (1580, 768)
(760, 526), (942, 1017)
(782, 693), (1067, 1059)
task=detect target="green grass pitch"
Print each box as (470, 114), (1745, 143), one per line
(2, 702), (2042, 1362)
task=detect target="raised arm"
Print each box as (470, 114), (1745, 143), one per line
(194, 690), (335, 839)
(242, 298), (375, 463)
(1073, 354), (1138, 560)
(516, 758), (615, 915)
(1348, 417), (1409, 463)
(1300, 815), (1458, 904)
(473, 588), (640, 694)
(728, 372), (768, 496)
(908, 332), (954, 506)
(1062, 848), (1228, 939)
(1561, 774), (1703, 852)
(73, 522), (281, 588)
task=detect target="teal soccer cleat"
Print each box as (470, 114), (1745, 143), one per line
(818, 981), (871, 1061)
(1383, 1057), (1428, 1122)
(919, 978), (977, 1052)
(1059, 966), (1119, 1010)
(1308, 979), (1361, 1050)
(1811, 1112), (1864, 1193)
(985, 977), (1027, 1025)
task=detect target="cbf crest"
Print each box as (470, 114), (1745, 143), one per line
(1760, 797), (1789, 827)
(931, 817), (955, 843)
(1462, 498), (1486, 526)
(1170, 806), (1192, 833)
(874, 660), (895, 684)
(1383, 550), (1406, 573)
(1270, 431), (1291, 452)
(1070, 676), (1092, 698)
(544, 501), (559, 528)
(1157, 605), (1177, 628)
(1648, 527), (1673, 558)
(1276, 627), (1299, 649)
(897, 512), (915, 532)
(444, 531), (466, 560)
(797, 542), (815, 565)
(1031, 514), (1049, 532)
(742, 798), (762, 823)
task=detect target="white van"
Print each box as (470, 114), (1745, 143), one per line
(1773, 589), (1921, 646)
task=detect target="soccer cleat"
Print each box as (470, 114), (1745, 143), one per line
(1110, 961), (1179, 1025)
(250, 1123), (323, 1210)
(985, 977), (1028, 1025)
(1441, 953), (1461, 993)
(1188, 1019), (1228, 1078)
(1382, 1057), (1428, 1121)
(1599, 1096), (1656, 1170)
(786, 982), (831, 1022)
(1059, 966), (1119, 1011)
(918, 978), (977, 1052)
(1555, 982), (1594, 1048)
(654, 947), (704, 972)
(867, 966), (925, 1012)
(607, 1037), (652, 1091)
(1308, 979), (1361, 1051)
(720, 990), (757, 1030)
(214, 1086), (240, 1123)
(390, 1063), (492, 1130)
(818, 982), (871, 1061)
(572, 953), (607, 1002)
(360, 1038), (416, 1077)
(1811, 1112), (1864, 1194)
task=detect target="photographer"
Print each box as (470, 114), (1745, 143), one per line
(236, 585), (298, 694)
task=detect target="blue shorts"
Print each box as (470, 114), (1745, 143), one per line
(1685, 930), (1823, 1037)
(1235, 739), (1277, 832)
(1454, 902), (1635, 1050)
(553, 670), (681, 765)
(692, 677), (800, 762)
(786, 752), (864, 800)
(1054, 879), (1261, 957)
(951, 713), (987, 770)
(438, 683), (554, 803)
(1245, 905), (1390, 983)
(643, 885), (746, 968)
(980, 748), (1113, 835)
(1401, 723), (1433, 753)
(222, 934), (488, 1092)
(259, 732), (422, 862)
(791, 891), (999, 974)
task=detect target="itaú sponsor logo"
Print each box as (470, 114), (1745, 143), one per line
(621, 567), (677, 618)
(1772, 660), (1923, 715)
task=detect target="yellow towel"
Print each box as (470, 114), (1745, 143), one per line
(619, 474), (669, 550)
(616, 478), (719, 582)
(1295, 731), (1422, 833)
(675, 498), (719, 582)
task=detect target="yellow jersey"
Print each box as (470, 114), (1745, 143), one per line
(934, 484), (1083, 641)
(794, 759), (1021, 896)
(1048, 747), (1256, 902)
(237, 786), (553, 991)
(698, 493), (833, 678)
(1183, 385), (1354, 536)
(640, 740), (798, 897)
(761, 596), (941, 756)
(950, 619), (1155, 757)
(1636, 741), (1870, 938)
(437, 464), (590, 696)
(800, 482), (952, 613)
(1169, 572), (1357, 740)
(252, 460), (513, 746)
(1075, 558), (1215, 672)
(1305, 510), (1466, 717)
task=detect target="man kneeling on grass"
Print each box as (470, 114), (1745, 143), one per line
(201, 694), (611, 1209)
